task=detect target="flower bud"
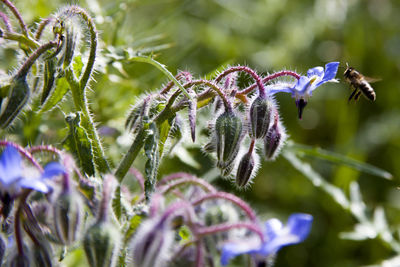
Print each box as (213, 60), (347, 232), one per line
(215, 111), (243, 168)
(236, 152), (255, 187)
(249, 96), (273, 139)
(83, 221), (121, 267)
(0, 75), (30, 128)
(31, 238), (54, 267)
(53, 189), (83, 245)
(63, 24), (79, 68)
(0, 235), (5, 264)
(131, 218), (174, 267)
(264, 119), (287, 160)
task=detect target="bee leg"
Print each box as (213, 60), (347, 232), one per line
(354, 91), (362, 101)
(348, 88), (358, 102)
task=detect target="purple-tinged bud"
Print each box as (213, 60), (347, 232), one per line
(264, 116), (287, 160)
(236, 152), (255, 187)
(215, 111), (243, 168)
(53, 189), (83, 245)
(131, 218), (174, 267)
(31, 238), (54, 267)
(0, 235), (5, 264)
(83, 221), (121, 267)
(249, 96), (274, 139)
(295, 98), (307, 119)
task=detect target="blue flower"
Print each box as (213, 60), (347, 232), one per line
(269, 62), (339, 119)
(220, 213), (313, 266)
(0, 145), (65, 196)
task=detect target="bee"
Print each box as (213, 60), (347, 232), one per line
(343, 64), (377, 102)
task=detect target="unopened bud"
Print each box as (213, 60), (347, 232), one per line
(264, 119), (286, 160)
(220, 160), (234, 177)
(236, 152), (255, 187)
(83, 221), (121, 267)
(0, 235), (5, 264)
(0, 75), (30, 128)
(249, 96), (273, 139)
(31, 238), (53, 267)
(63, 24), (79, 68)
(53, 189), (83, 245)
(131, 218), (174, 267)
(215, 111), (243, 168)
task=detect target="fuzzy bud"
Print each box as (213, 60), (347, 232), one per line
(249, 96), (273, 139)
(215, 111), (243, 168)
(236, 152), (255, 187)
(130, 218), (174, 267)
(53, 189), (83, 245)
(83, 221), (121, 267)
(0, 235), (5, 264)
(31, 238), (54, 267)
(264, 118), (286, 160)
(0, 75), (30, 128)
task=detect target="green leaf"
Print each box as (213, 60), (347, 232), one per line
(283, 151), (350, 209)
(286, 142), (393, 180)
(123, 215), (142, 244)
(40, 76), (70, 113)
(72, 55), (83, 79)
(112, 185), (122, 221)
(63, 112), (96, 176)
(144, 122), (160, 201)
(158, 119), (171, 157)
(178, 225), (191, 242)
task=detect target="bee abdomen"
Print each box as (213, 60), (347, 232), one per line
(360, 81), (376, 101)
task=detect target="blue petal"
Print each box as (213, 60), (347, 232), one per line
(294, 76), (311, 94)
(18, 178), (50, 193)
(259, 213), (313, 256)
(321, 62), (340, 82)
(264, 218), (283, 240)
(220, 240), (260, 266)
(41, 162), (65, 180)
(307, 66), (324, 78)
(0, 146), (22, 185)
(267, 84), (293, 95)
(287, 213), (313, 241)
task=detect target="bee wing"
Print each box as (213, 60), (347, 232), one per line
(364, 76), (381, 83)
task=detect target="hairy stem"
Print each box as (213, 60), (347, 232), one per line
(215, 66), (266, 98)
(192, 192), (258, 222)
(114, 126), (148, 182)
(1, 0), (28, 36)
(17, 41), (57, 77)
(239, 70), (300, 96)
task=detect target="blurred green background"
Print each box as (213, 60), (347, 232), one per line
(3, 0), (400, 266)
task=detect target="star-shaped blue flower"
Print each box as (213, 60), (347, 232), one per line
(0, 145), (65, 197)
(269, 62), (339, 119)
(220, 213), (313, 266)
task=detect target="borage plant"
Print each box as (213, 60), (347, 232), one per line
(0, 1), (394, 267)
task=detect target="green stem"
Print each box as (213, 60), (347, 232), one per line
(61, 6), (110, 174)
(114, 127), (148, 182)
(2, 31), (39, 49)
(127, 56), (192, 100)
